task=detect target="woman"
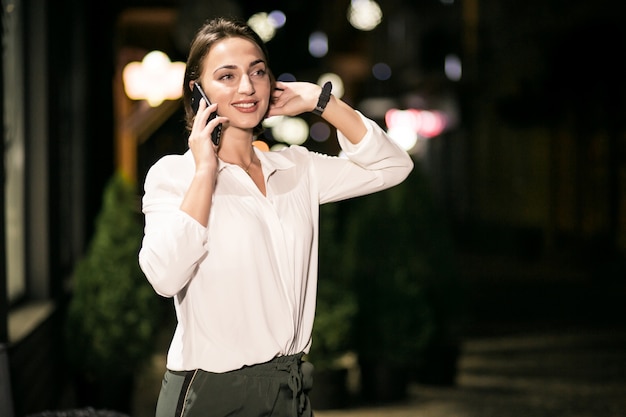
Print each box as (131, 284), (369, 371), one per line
(139, 17), (413, 417)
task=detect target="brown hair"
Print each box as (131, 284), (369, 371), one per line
(182, 17), (275, 136)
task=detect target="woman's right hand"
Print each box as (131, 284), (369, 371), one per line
(187, 99), (227, 176)
(180, 99), (228, 226)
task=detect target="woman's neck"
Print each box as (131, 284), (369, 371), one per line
(217, 129), (255, 165)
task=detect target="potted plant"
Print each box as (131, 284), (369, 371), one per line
(306, 203), (357, 410)
(344, 165), (461, 403)
(65, 172), (164, 412)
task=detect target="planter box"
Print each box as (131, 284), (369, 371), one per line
(308, 368), (349, 410)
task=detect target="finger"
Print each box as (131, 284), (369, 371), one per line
(203, 116), (228, 147)
(204, 116), (228, 133)
(194, 102), (219, 130)
(272, 89), (284, 104)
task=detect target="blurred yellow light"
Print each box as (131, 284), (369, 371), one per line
(348, 0), (383, 31)
(272, 116), (309, 145)
(271, 143), (288, 151)
(262, 115), (285, 128)
(317, 73), (344, 99)
(252, 140), (270, 152)
(248, 12), (276, 42)
(122, 51), (185, 107)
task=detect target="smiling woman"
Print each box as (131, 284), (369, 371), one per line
(138, 17), (413, 417)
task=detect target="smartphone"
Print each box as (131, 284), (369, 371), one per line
(191, 82), (222, 146)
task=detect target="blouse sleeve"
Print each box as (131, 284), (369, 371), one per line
(138, 154), (209, 297)
(314, 111), (414, 204)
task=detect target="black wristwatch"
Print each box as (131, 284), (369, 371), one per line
(312, 81), (332, 116)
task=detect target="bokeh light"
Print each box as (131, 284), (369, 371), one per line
(252, 140), (270, 152)
(248, 12), (276, 42)
(309, 31), (329, 58)
(264, 116), (310, 145)
(348, 0), (383, 31)
(263, 115), (284, 129)
(317, 73), (344, 99)
(122, 50), (185, 107)
(387, 127), (418, 151)
(310, 122), (331, 142)
(445, 54), (462, 81)
(358, 97), (398, 120)
(372, 62), (392, 80)
(385, 108), (448, 144)
(417, 110), (448, 138)
(270, 143), (289, 151)
(277, 73), (297, 82)
(268, 10), (287, 28)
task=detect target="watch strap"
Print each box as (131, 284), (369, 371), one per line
(312, 81), (332, 116)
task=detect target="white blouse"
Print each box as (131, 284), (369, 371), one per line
(138, 112), (413, 373)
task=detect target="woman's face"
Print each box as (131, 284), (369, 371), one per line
(197, 36), (271, 134)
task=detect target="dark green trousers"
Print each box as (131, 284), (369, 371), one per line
(155, 353), (314, 417)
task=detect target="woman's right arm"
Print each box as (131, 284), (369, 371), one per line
(139, 100), (223, 297)
(138, 156), (212, 298)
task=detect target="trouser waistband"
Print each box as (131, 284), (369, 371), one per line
(171, 353), (313, 417)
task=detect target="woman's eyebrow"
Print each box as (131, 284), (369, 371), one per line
(214, 64), (237, 73)
(213, 59), (266, 74)
(249, 59), (266, 67)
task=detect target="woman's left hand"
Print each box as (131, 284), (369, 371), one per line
(267, 81), (321, 117)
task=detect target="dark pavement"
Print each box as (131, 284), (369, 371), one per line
(316, 253), (626, 417)
(315, 326), (626, 417)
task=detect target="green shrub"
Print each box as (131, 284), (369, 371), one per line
(65, 172), (162, 380)
(308, 203), (357, 370)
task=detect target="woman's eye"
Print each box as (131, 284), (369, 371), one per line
(252, 69), (266, 77)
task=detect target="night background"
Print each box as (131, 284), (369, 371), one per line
(1, 0), (625, 416)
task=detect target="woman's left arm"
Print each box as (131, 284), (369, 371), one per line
(269, 81), (413, 203)
(268, 81), (367, 144)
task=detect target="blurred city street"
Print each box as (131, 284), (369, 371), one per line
(4, 1), (626, 416)
(312, 254), (626, 417)
(315, 326), (626, 417)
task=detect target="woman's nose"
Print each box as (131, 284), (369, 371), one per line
(238, 75), (255, 95)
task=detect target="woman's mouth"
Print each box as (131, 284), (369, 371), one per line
(232, 101), (258, 113)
